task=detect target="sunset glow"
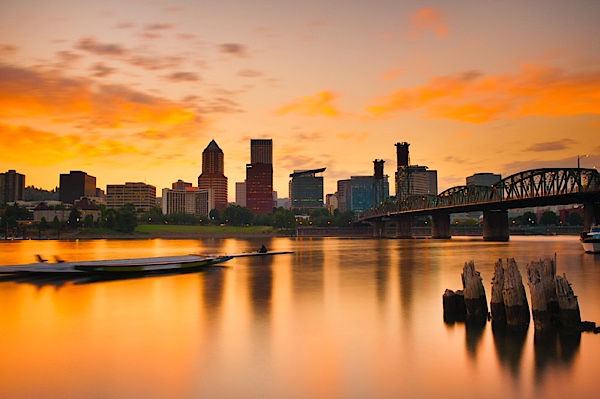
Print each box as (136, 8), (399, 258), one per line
(1, 1), (598, 197)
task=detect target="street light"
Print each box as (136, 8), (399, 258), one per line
(577, 154), (588, 169)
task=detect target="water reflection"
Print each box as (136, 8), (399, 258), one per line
(533, 330), (581, 383)
(492, 324), (529, 377)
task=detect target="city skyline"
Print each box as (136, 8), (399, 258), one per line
(1, 1), (599, 198)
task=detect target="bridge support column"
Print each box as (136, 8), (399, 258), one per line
(371, 221), (385, 238)
(483, 210), (509, 241)
(431, 214), (451, 239)
(393, 219), (413, 239)
(583, 201), (598, 231)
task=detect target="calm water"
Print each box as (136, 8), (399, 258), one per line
(1, 236), (599, 399)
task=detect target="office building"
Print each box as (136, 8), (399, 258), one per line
(197, 140), (228, 211)
(162, 188), (214, 217)
(59, 171), (96, 204)
(172, 180), (192, 190)
(106, 182), (156, 212)
(289, 168), (325, 212)
(235, 182), (247, 207)
(466, 173), (502, 187)
(0, 169), (25, 205)
(246, 139), (274, 214)
(394, 143), (437, 199)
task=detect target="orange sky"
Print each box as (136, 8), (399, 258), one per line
(1, 1), (599, 199)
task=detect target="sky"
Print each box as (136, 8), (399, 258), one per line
(1, 0), (599, 200)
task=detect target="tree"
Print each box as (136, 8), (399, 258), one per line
(141, 207), (164, 224)
(272, 207), (296, 228)
(334, 210), (355, 226)
(568, 212), (583, 226)
(222, 205), (253, 226)
(522, 211), (537, 225)
(83, 214), (94, 228)
(68, 208), (82, 227)
(539, 211), (559, 226)
(209, 209), (220, 224)
(115, 208), (138, 233)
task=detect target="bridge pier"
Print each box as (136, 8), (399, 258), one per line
(393, 219), (413, 238)
(583, 201), (599, 230)
(431, 214), (451, 239)
(370, 221), (385, 238)
(483, 210), (509, 241)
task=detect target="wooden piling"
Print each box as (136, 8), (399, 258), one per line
(443, 289), (456, 323)
(462, 261), (488, 323)
(555, 274), (582, 330)
(490, 259), (506, 325)
(502, 258), (530, 327)
(526, 258), (558, 330)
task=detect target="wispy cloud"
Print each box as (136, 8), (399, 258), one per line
(218, 43), (247, 58)
(366, 64), (600, 123)
(277, 91), (341, 118)
(524, 139), (576, 152)
(76, 37), (126, 56)
(165, 71), (201, 82)
(409, 8), (449, 39)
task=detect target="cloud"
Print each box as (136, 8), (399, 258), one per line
(0, 64), (199, 128)
(0, 44), (18, 57)
(277, 91), (341, 117)
(409, 8), (449, 39)
(524, 139), (576, 152)
(237, 69), (263, 78)
(91, 63), (116, 77)
(144, 23), (174, 31)
(165, 71), (201, 82)
(76, 37), (126, 56)
(218, 43), (247, 58)
(380, 68), (404, 81)
(366, 64), (600, 123)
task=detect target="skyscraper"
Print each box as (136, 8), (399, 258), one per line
(198, 139), (228, 211)
(289, 168), (325, 212)
(246, 139), (274, 214)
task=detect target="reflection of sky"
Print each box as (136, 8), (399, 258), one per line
(2, 1), (600, 197)
(1, 237), (600, 398)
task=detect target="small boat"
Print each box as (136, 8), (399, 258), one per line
(0, 254), (233, 274)
(580, 226), (600, 253)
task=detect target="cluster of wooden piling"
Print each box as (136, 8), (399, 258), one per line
(443, 257), (598, 333)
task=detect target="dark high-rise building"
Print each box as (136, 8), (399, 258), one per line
(59, 171), (96, 205)
(197, 139), (228, 211)
(0, 169), (25, 205)
(289, 168), (325, 212)
(246, 139), (274, 214)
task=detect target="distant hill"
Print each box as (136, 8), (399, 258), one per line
(24, 186), (59, 201)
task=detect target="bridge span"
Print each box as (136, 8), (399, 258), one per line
(358, 168), (600, 241)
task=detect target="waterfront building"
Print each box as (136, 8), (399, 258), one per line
(289, 168), (326, 212)
(246, 139), (274, 214)
(466, 172), (502, 186)
(161, 188), (214, 217)
(235, 182), (247, 207)
(336, 176), (389, 214)
(73, 197), (101, 222)
(0, 169), (25, 205)
(106, 182), (156, 212)
(59, 171), (96, 205)
(197, 140), (228, 211)
(336, 179), (351, 213)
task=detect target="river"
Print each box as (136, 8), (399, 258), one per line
(1, 236), (599, 398)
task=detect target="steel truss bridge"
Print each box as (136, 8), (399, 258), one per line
(358, 168), (600, 238)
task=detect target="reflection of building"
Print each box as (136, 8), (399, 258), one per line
(289, 168), (325, 212)
(59, 171), (96, 205)
(0, 169), (25, 205)
(161, 188), (214, 217)
(246, 139), (274, 214)
(197, 140), (228, 211)
(106, 182), (156, 212)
